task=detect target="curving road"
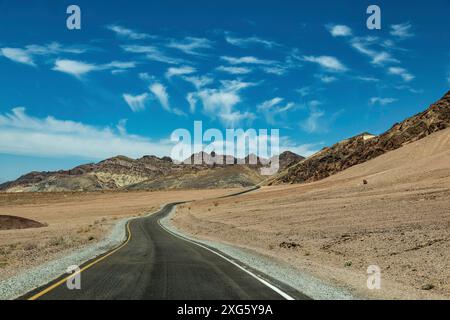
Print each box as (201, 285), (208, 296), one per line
(22, 192), (308, 300)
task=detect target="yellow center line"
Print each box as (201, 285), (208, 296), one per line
(28, 221), (133, 300)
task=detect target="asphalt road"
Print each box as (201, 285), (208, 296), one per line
(23, 192), (308, 300)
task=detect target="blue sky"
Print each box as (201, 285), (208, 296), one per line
(0, 0), (449, 182)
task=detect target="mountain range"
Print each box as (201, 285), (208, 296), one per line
(1, 91), (448, 193)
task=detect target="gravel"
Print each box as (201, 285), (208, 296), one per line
(161, 206), (356, 300)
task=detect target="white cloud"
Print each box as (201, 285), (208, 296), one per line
(370, 97), (398, 106)
(149, 83), (170, 111)
(225, 35), (279, 48)
(148, 82), (185, 116)
(356, 76), (380, 82)
(221, 56), (276, 65)
(257, 97), (296, 125)
(0, 48), (35, 66)
(220, 79), (257, 91)
(106, 24), (152, 40)
(303, 55), (347, 72)
(327, 24), (352, 37)
(216, 66), (252, 75)
(262, 66), (287, 76)
(25, 42), (87, 55)
(350, 39), (399, 66)
(122, 45), (184, 65)
(52, 59), (99, 77)
(0, 107), (173, 159)
(315, 74), (337, 83)
(167, 37), (213, 56)
(186, 92), (198, 113)
(390, 23), (414, 39)
(183, 75), (214, 89)
(388, 67), (415, 82)
(0, 42), (87, 67)
(165, 66), (196, 79)
(52, 59), (136, 78)
(123, 93), (149, 112)
(296, 86), (313, 97)
(187, 80), (256, 126)
(301, 109), (325, 133)
(300, 101), (326, 134)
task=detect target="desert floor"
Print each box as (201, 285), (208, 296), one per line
(173, 128), (450, 300)
(0, 188), (235, 280)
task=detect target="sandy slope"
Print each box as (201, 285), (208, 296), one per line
(172, 128), (450, 299)
(0, 189), (235, 280)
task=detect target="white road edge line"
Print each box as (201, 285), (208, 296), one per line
(158, 206), (295, 301)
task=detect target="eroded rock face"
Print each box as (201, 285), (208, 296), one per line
(270, 91), (450, 185)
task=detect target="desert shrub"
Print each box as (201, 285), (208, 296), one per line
(23, 242), (38, 251)
(47, 236), (65, 247)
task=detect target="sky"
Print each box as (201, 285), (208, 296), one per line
(0, 0), (449, 182)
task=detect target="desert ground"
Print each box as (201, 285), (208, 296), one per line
(0, 188), (236, 281)
(172, 128), (450, 299)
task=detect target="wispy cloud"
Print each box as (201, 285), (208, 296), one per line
(149, 83), (170, 111)
(123, 93), (149, 112)
(299, 100), (332, 134)
(167, 37), (213, 56)
(370, 97), (398, 106)
(257, 97), (296, 125)
(187, 80), (257, 126)
(326, 24), (352, 37)
(388, 67), (415, 82)
(183, 75), (214, 90)
(350, 37), (399, 65)
(301, 108), (325, 133)
(221, 56), (276, 65)
(303, 55), (347, 72)
(0, 107), (173, 159)
(52, 59), (136, 78)
(106, 24), (153, 40)
(149, 82), (186, 116)
(165, 66), (196, 79)
(390, 22), (414, 39)
(0, 48), (35, 66)
(262, 66), (287, 75)
(122, 45), (185, 65)
(52, 59), (99, 77)
(356, 76), (380, 82)
(315, 74), (337, 83)
(0, 42), (87, 66)
(216, 65), (252, 74)
(225, 34), (279, 48)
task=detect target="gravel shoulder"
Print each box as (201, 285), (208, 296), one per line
(161, 206), (355, 300)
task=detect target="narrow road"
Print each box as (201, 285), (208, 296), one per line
(22, 192), (308, 300)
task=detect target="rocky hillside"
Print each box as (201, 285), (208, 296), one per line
(269, 91), (450, 185)
(0, 151), (302, 192)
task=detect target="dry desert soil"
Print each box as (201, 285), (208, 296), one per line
(172, 127), (450, 300)
(0, 188), (236, 281)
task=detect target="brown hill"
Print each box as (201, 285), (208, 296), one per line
(269, 91), (450, 185)
(0, 150), (303, 192)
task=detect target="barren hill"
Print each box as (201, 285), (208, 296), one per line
(269, 91), (450, 185)
(173, 126), (450, 299)
(0, 151), (301, 192)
